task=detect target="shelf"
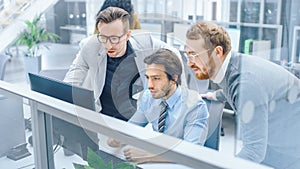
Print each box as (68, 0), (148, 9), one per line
(60, 25), (86, 32)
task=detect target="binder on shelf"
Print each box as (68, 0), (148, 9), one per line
(244, 39), (253, 54)
(252, 40), (271, 60)
(244, 39), (271, 60)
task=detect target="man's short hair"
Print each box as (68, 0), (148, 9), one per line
(186, 21), (232, 56)
(96, 7), (130, 33)
(144, 48), (182, 85)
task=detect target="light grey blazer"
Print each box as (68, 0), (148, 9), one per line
(64, 33), (186, 112)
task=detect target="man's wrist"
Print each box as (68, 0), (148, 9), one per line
(211, 91), (217, 101)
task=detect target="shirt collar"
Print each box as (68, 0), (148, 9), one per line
(212, 51), (231, 84)
(162, 86), (181, 110)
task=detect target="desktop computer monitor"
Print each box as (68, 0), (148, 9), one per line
(28, 73), (98, 160)
(28, 73), (95, 110)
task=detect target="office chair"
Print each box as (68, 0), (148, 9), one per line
(185, 76), (224, 150)
(203, 98), (225, 150)
(39, 69), (69, 81)
(0, 54), (10, 80)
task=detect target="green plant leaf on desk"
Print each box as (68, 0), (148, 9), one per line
(73, 163), (94, 169)
(115, 162), (137, 169)
(73, 147), (137, 169)
(87, 148), (111, 169)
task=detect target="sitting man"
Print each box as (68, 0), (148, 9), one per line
(108, 48), (209, 163)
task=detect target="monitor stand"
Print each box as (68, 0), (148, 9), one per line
(6, 143), (31, 161)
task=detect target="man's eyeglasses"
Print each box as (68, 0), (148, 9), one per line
(186, 49), (209, 62)
(97, 33), (126, 44)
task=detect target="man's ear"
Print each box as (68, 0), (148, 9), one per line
(215, 46), (225, 61)
(126, 30), (131, 40)
(171, 75), (179, 84)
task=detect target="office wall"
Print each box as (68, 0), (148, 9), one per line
(182, 0), (204, 21)
(86, 0), (103, 36)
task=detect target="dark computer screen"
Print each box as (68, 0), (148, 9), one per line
(28, 73), (95, 111)
(28, 73), (98, 160)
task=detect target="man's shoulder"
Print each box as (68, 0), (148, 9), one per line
(180, 86), (204, 107)
(78, 35), (104, 59)
(129, 32), (153, 49)
(80, 35), (101, 51)
(181, 86), (201, 96)
(130, 32), (152, 41)
(129, 32), (168, 49)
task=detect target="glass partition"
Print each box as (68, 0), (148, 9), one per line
(0, 89), (34, 169)
(0, 75), (273, 169)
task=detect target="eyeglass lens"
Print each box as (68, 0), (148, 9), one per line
(97, 34), (124, 44)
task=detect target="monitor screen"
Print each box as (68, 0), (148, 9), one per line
(28, 73), (95, 111)
(28, 73), (98, 160)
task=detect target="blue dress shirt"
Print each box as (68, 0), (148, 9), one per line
(129, 86), (209, 145)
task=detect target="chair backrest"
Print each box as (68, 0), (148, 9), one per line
(39, 69), (69, 81)
(203, 98), (225, 150)
(0, 54), (10, 80)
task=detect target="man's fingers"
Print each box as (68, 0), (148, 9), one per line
(107, 138), (121, 147)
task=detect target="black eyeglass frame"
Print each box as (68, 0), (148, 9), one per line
(97, 33), (126, 44)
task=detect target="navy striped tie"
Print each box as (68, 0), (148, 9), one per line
(158, 100), (168, 133)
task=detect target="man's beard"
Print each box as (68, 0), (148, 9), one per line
(191, 65), (209, 80)
(195, 70), (209, 80)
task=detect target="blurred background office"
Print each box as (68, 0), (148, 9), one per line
(0, 0), (300, 169)
(2, 0), (300, 70)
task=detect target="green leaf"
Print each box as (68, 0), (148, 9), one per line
(106, 160), (113, 169)
(84, 166), (95, 169)
(87, 147), (108, 169)
(73, 163), (87, 169)
(115, 162), (137, 169)
(75, 148), (136, 169)
(73, 163), (95, 169)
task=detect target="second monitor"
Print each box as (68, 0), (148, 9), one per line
(28, 73), (98, 160)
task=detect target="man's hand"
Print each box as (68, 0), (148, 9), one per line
(200, 91), (216, 100)
(123, 148), (151, 164)
(107, 138), (123, 147)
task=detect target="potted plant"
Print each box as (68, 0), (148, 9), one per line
(16, 14), (60, 76)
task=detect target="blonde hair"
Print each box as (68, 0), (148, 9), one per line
(186, 21), (232, 56)
(95, 7), (130, 34)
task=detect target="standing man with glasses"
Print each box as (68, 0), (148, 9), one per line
(185, 21), (300, 169)
(64, 7), (185, 121)
(108, 48), (209, 163)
